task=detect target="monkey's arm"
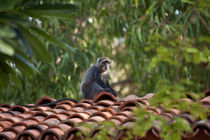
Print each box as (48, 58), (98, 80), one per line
(93, 68), (107, 88)
(106, 81), (118, 97)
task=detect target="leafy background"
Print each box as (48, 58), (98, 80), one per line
(0, 0), (209, 103)
(0, 0), (209, 139)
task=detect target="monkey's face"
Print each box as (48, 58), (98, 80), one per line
(96, 57), (113, 72)
(99, 61), (112, 72)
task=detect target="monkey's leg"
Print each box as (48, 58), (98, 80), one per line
(84, 82), (104, 99)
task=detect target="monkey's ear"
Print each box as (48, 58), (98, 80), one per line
(97, 57), (104, 63)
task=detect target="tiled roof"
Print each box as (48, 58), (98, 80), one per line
(0, 90), (209, 140)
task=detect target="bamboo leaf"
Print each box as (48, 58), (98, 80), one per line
(30, 26), (75, 52)
(13, 54), (38, 77)
(10, 70), (22, 89)
(0, 40), (14, 56)
(0, 0), (21, 12)
(18, 25), (52, 62)
(22, 4), (78, 19)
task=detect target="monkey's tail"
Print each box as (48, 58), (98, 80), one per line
(18, 98), (78, 108)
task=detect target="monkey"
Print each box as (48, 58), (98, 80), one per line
(19, 98), (78, 108)
(80, 57), (117, 99)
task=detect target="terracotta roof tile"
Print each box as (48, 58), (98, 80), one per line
(0, 90), (209, 139)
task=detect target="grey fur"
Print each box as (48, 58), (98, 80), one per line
(80, 57), (117, 99)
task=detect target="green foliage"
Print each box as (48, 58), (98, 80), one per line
(77, 121), (120, 140)
(0, 0), (77, 90)
(0, 0), (209, 139)
(0, 0), (209, 114)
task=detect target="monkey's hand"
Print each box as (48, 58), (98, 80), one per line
(104, 88), (118, 97)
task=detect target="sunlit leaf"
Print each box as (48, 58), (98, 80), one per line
(22, 4), (78, 19)
(181, 0), (195, 5)
(0, 40), (14, 56)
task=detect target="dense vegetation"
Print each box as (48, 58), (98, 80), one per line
(0, 0), (209, 139)
(0, 0), (209, 103)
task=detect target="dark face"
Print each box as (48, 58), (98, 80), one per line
(100, 61), (112, 72)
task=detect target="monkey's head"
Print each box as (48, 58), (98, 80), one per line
(96, 57), (113, 73)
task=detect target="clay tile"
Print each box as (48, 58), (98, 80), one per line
(119, 100), (143, 110)
(39, 110), (55, 116)
(141, 93), (155, 100)
(58, 123), (72, 132)
(90, 112), (108, 120)
(93, 92), (117, 102)
(65, 110), (77, 116)
(63, 117), (83, 125)
(121, 121), (134, 127)
(16, 112), (33, 119)
(79, 102), (93, 108)
(179, 113), (195, 124)
(119, 95), (139, 101)
(110, 115), (127, 122)
(32, 106), (52, 111)
(64, 128), (85, 140)
(203, 89), (210, 97)
(0, 131), (17, 140)
(121, 106), (136, 111)
(40, 127), (64, 140)
(33, 112), (47, 118)
(70, 112), (90, 120)
(46, 114), (68, 121)
(72, 104), (86, 112)
(24, 124), (47, 132)
(95, 100), (115, 107)
(136, 98), (150, 106)
(190, 127), (210, 139)
(88, 115), (106, 122)
(0, 107), (10, 112)
(43, 118), (61, 126)
(0, 104), (11, 109)
(35, 96), (56, 105)
(162, 108), (181, 115)
(96, 105), (105, 110)
(120, 110), (134, 117)
(145, 128), (161, 140)
(109, 118), (121, 125)
(49, 109), (65, 114)
(80, 99), (94, 105)
(160, 112), (174, 120)
(0, 120), (13, 129)
(9, 124), (26, 133)
(10, 105), (30, 113)
(55, 104), (72, 110)
(193, 120), (210, 130)
(99, 108), (116, 115)
(33, 115), (45, 122)
(159, 114), (173, 122)
(22, 119), (39, 126)
(146, 106), (161, 115)
(57, 100), (75, 106)
(200, 96), (210, 105)
(73, 103), (89, 108)
(180, 98), (193, 103)
(0, 112), (13, 118)
(85, 107), (99, 114)
(1, 116), (23, 123)
(17, 128), (41, 140)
